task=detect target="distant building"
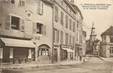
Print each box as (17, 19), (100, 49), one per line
(101, 26), (113, 57)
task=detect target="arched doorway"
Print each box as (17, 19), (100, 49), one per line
(38, 44), (50, 64)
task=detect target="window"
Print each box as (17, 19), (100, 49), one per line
(38, 49), (49, 56)
(55, 6), (58, 22)
(0, 24), (1, 27)
(38, 0), (43, 15)
(65, 15), (68, 28)
(73, 22), (75, 32)
(53, 28), (58, 43)
(77, 21), (79, 28)
(36, 23), (43, 34)
(61, 11), (64, 25)
(69, 19), (72, 30)
(110, 36), (113, 43)
(19, 0), (25, 6)
(53, 29), (56, 43)
(57, 30), (59, 43)
(69, 35), (71, 44)
(65, 33), (68, 45)
(11, 16), (20, 30)
(11, 0), (15, 4)
(61, 31), (63, 44)
(110, 47), (113, 54)
(73, 37), (75, 47)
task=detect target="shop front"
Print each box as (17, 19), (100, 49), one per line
(37, 44), (51, 64)
(75, 44), (82, 61)
(53, 45), (60, 63)
(1, 37), (35, 64)
(61, 45), (74, 61)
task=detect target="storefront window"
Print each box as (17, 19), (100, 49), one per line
(38, 48), (49, 56)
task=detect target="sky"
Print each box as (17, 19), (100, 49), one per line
(74, 0), (113, 40)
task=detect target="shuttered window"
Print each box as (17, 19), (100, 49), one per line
(65, 15), (68, 28)
(61, 31), (63, 44)
(55, 6), (58, 22)
(65, 33), (68, 45)
(69, 19), (72, 30)
(5, 15), (11, 30)
(61, 11), (64, 25)
(73, 22), (75, 32)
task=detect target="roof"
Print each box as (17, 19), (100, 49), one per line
(101, 26), (113, 36)
(63, 0), (77, 14)
(71, 4), (83, 19)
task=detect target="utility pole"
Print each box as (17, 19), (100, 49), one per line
(89, 22), (96, 55)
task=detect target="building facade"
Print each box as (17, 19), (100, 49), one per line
(52, 0), (84, 62)
(0, 0), (84, 64)
(0, 0), (53, 64)
(100, 26), (113, 57)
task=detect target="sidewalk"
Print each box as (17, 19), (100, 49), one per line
(98, 56), (113, 62)
(0, 60), (84, 69)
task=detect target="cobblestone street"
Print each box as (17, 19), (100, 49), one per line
(2, 56), (113, 73)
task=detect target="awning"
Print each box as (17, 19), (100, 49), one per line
(62, 48), (74, 52)
(1, 38), (35, 48)
(0, 39), (5, 47)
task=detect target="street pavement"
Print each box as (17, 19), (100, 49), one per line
(2, 56), (113, 73)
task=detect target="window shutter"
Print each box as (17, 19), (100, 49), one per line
(5, 15), (10, 30)
(42, 25), (46, 35)
(55, 6), (58, 22)
(20, 19), (25, 32)
(33, 23), (37, 34)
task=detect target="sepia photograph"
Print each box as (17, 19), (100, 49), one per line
(0, 0), (113, 73)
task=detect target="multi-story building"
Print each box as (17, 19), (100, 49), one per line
(71, 2), (84, 61)
(0, 0), (53, 64)
(0, 0), (84, 64)
(52, 0), (84, 62)
(100, 26), (113, 57)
